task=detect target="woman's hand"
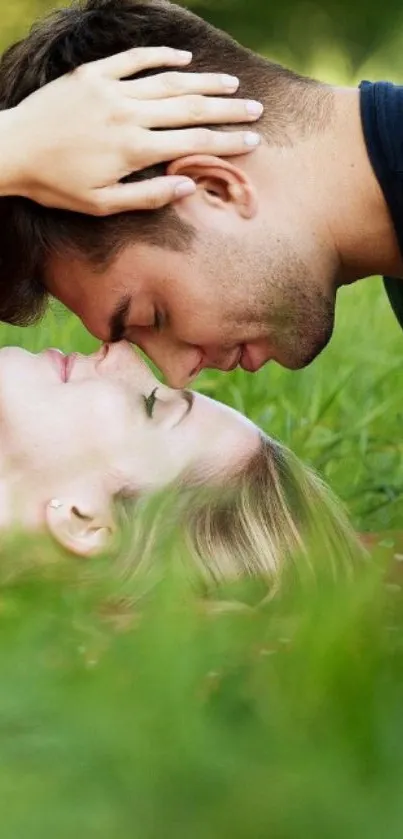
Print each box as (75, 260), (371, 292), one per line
(0, 46), (262, 214)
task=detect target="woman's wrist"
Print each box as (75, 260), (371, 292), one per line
(0, 107), (30, 198)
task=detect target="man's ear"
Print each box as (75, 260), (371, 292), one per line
(167, 155), (258, 220)
(45, 491), (115, 557)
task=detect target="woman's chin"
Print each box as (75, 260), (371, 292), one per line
(190, 392), (261, 478)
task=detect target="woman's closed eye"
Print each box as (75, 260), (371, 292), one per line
(153, 309), (165, 332)
(143, 387), (194, 426)
(144, 387), (158, 418)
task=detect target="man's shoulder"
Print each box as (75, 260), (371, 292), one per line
(384, 276), (403, 330)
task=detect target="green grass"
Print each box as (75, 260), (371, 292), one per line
(1, 277), (403, 836)
(0, 536), (401, 838)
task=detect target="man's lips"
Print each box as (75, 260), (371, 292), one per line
(191, 347), (243, 378)
(240, 344), (270, 373)
(220, 346), (243, 372)
(190, 343), (270, 377)
(208, 344), (268, 374)
(44, 349), (77, 382)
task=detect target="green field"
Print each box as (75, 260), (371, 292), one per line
(0, 277), (403, 836)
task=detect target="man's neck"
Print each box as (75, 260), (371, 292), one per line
(314, 86), (403, 283)
(247, 85), (403, 286)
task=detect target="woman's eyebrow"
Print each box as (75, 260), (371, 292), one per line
(109, 294), (132, 343)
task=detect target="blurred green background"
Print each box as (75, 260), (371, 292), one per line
(3, 0), (403, 81)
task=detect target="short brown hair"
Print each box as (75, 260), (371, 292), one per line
(0, 0), (329, 326)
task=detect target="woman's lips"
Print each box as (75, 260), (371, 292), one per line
(44, 349), (77, 382)
(64, 354), (77, 381)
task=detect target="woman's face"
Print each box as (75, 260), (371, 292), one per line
(0, 342), (259, 541)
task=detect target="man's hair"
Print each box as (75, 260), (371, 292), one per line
(0, 0), (331, 326)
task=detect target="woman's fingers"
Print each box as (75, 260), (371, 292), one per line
(143, 127), (261, 164)
(88, 177), (197, 215)
(133, 95), (263, 128)
(15, 43), (262, 214)
(123, 71), (240, 100)
(90, 46), (194, 79)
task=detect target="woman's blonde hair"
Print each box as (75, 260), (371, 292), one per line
(116, 434), (359, 587)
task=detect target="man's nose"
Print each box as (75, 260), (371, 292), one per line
(134, 335), (202, 389)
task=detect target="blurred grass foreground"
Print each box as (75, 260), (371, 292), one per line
(1, 533), (403, 838)
(2, 0), (403, 835)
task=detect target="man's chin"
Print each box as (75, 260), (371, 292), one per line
(239, 345), (321, 374)
(239, 319), (334, 374)
(275, 326), (335, 371)
(276, 355), (316, 371)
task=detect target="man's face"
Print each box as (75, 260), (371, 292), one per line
(46, 158), (337, 388)
(47, 235), (335, 388)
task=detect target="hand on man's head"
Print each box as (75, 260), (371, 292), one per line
(4, 45), (261, 215)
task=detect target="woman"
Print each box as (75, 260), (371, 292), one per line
(0, 46), (261, 214)
(0, 341), (357, 580)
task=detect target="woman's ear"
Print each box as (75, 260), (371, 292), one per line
(167, 155), (258, 220)
(45, 494), (115, 557)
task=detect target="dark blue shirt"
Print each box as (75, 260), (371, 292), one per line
(360, 80), (403, 327)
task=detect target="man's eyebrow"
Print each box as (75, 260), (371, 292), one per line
(109, 294), (131, 343)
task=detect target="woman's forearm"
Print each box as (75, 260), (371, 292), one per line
(0, 47), (261, 215)
(0, 108), (26, 198)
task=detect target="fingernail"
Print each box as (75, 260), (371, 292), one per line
(246, 100), (264, 116)
(174, 180), (196, 198)
(244, 132), (261, 147)
(221, 74), (239, 90)
(176, 50), (193, 62)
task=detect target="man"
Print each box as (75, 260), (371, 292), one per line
(0, 0), (402, 387)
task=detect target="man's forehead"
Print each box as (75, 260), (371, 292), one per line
(46, 241), (187, 313)
(44, 252), (112, 337)
(46, 249), (150, 342)
(45, 251), (98, 300)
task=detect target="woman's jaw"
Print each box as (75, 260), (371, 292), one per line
(0, 342), (261, 552)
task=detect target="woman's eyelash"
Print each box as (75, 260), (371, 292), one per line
(144, 387), (158, 418)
